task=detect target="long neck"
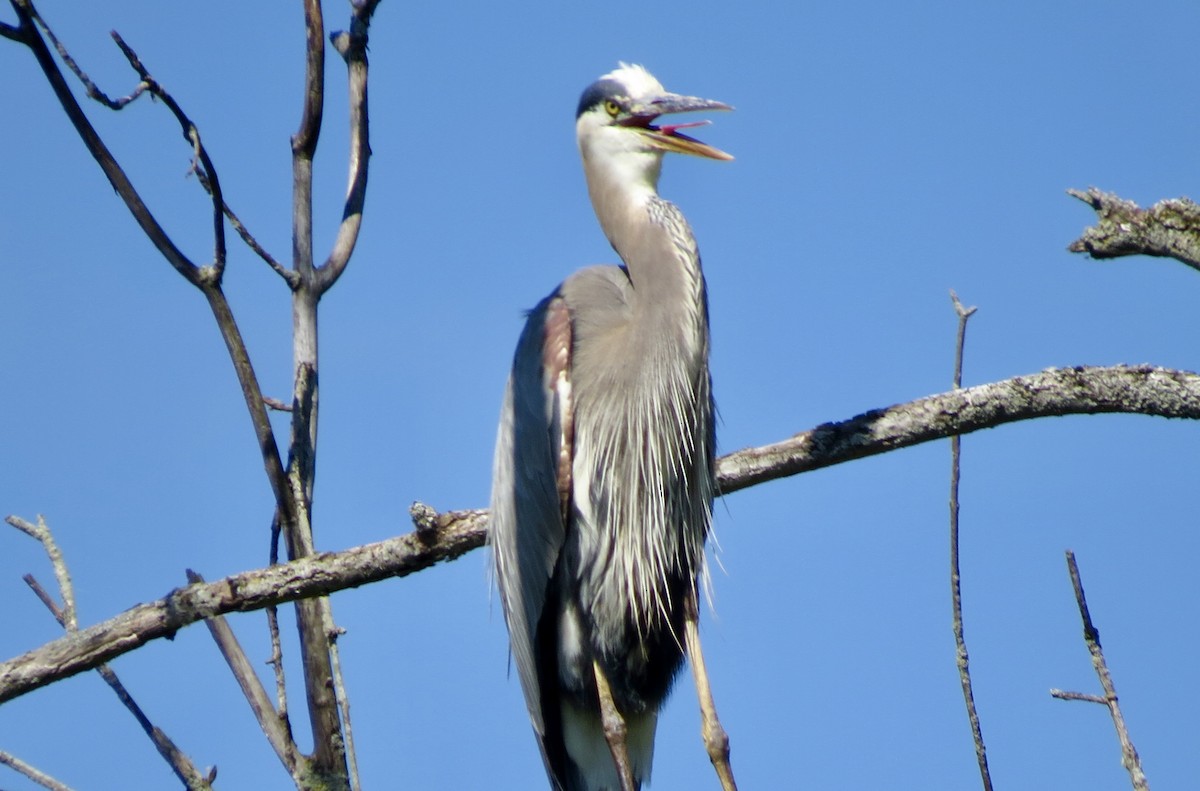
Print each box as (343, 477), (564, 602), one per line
(584, 148), (660, 258)
(583, 149), (708, 356)
(585, 150), (700, 283)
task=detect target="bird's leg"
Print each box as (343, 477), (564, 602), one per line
(592, 658), (638, 791)
(685, 588), (738, 791)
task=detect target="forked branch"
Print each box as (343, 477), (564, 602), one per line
(1050, 551), (1150, 791)
(8, 517), (213, 790)
(1068, 187), (1200, 272)
(5, 0), (200, 284)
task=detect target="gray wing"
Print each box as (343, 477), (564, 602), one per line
(490, 291), (574, 739)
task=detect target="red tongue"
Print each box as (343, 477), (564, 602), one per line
(659, 120), (711, 136)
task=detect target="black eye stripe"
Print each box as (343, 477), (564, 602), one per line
(576, 78), (627, 119)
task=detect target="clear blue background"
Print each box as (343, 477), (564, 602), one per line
(3, 2), (1198, 789)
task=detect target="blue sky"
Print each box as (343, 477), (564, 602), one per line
(3, 1), (1199, 789)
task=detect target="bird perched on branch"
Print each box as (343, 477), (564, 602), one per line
(490, 63), (734, 791)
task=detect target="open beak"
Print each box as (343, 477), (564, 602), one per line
(619, 93), (733, 161)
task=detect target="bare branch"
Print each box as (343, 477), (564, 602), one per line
(1055, 551), (1151, 791)
(23, 574), (64, 622)
(26, 4), (149, 110)
(264, 395), (295, 413)
(4, 364), (1200, 705)
(281, 358), (347, 782)
(8, 515), (75, 629)
(186, 571), (302, 781)
(10, 518), (212, 790)
(315, 0), (384, 295)
(325, 615), (361, 791)
(717, 364), (1200, 495)
(108, 30), (226, 278)
(195, 165), (295, 284)
(266, 513), (290, 722)
(293, 0), (325, 165)
(43, 6), (288, 282)
(291, 0), (325, 284)
(5, 2), (296, 543)
(6, 0), (200, 283)
(201, 288), (296, 530)
(277, 4), (351, 783)
(0, 749), (74, 791)
(946, 292), (992, 791)
(0, 507), (487, 705)
(1049, 688), (1106, 704)
(1068, 187), (1200, 272)
(276, 2), (385, 780)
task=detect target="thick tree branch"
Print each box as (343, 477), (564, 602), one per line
(1068, 187), (1200, 272)
(0, 508), (487, 706)
(716, 363), (1200, 495)
(3, 364), (1199, 706)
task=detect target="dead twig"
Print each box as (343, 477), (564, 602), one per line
(324, 613), (360, 791)
(1052, 551), (1150, 791)
(946, 291), (992, 791)
(107, 30), (227, 279)
(24, 2), (149, 109)
(8, 516), (213, 790)
(0, 749), (75, 791)
(264, 395), (295, 412)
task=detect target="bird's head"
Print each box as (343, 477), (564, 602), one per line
(575, 64), (732, 194)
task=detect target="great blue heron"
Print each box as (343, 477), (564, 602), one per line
(490, 64), (735, 791)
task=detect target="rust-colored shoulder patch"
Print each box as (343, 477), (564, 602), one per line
(542, 297), (575, 525)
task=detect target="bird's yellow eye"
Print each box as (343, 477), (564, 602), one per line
(603, 99), (620, 117)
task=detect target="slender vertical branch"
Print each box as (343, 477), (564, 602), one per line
(282, 1), (348, 783)
(266, 513), (291, 724)
(291, 0), (324, 284)
(275, 3), (382, 784)
(947, 290), (992, 791)
(1055, 551), (1151, 791)
(325, 622), (361, 791)
(316, 1), (382, 295)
